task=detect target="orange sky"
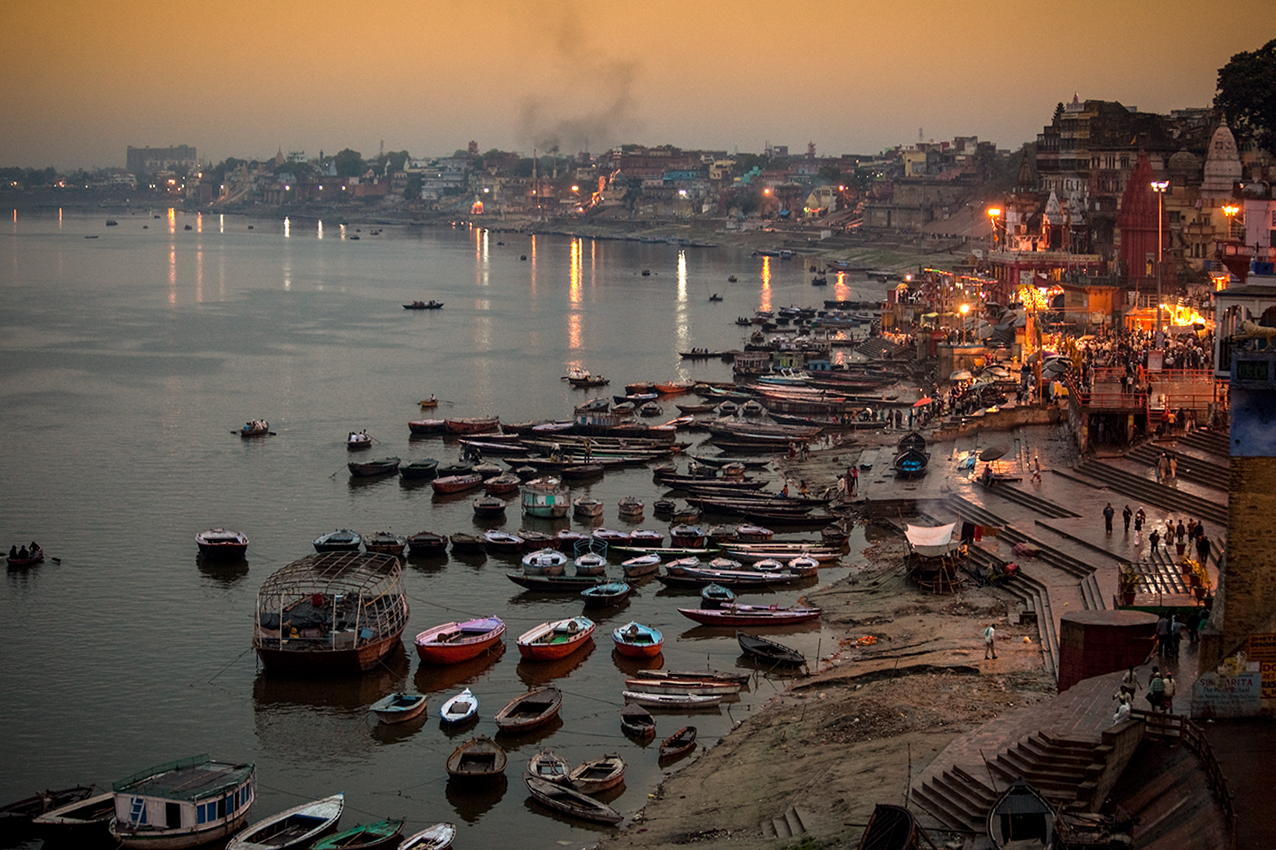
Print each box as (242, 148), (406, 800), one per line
(1, 0), (1269, 169)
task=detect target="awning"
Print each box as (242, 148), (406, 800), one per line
(905, 523), (958, 557)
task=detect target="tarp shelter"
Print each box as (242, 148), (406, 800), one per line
(905, 523), (958, 557)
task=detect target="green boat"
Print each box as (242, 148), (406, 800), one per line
(311, 818), (404, 850)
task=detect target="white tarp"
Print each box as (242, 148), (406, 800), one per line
(905, 523), (958, 557)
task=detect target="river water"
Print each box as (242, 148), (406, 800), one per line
(0, 209), (883, 847)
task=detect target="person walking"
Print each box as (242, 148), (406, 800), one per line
(1134, 508), (1146, 538)
(983, 624), (997, 659)
(1122, 505), (1133, 533)
(1120, 665), (1142, 698)
(1149, 527), (1161, 551)
(1156, 613), (1171, 658)
(1196, 533), (1211, 566)
(1103, 503), (1115, 534)
(1162, 672), (1176, 713)
(1176, 520), (1187, 555)
(1168, 454), (1178, 481)
(1148, 668), (1165, 712)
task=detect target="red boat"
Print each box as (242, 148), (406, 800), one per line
(676, 603), (822, 626)
(444, 416), (500, 435)
(517, 617), (596, 661)
(611, 622), (664, 658)
(408, 419), (446, 435)
(431, 473), (484, 494)
(195, 528), (248, 559)
(415, 617), (506, 664)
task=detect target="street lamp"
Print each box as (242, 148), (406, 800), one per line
(1222, 203), (1240, 240)
(1150, 181), (1169, 345)
(959, 303), (970, 344)
(986, 207), (1002, 248)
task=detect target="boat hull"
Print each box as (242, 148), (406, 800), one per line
(414, 619), (505, 665)
(517, 618), (596, 660)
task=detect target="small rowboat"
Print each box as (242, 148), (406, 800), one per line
(495, 686), (563, 732)
(414, 617), (505, 664)
(524, 776), (622, 826)
(444, 416), (500, 435)
(659, 726), (697, 760)
(472, 495), (507, 518)
(617, 496), (645, 517)
(370, 692), (427, 724)
(737, 631), (806, 667)
(311, 819), (404, 850)
(484, 473), (521, 495)
(482, 531), (525, 553)
(348, 456), (400, 476)
(620, 703), (656, 740)
(700, 583), (735, 609)
(407, 530), (448, 555)
(195, 528), (248, 559)
(30, 791), (115, 844)
(521, 548), (568, 576)
(507, 572), (605, 593)
(407, 419), (446, 436)
(346, 431), (373, 450)
(224, 793), (345, 850)
(398, 822), (456, 850)
(418, 397), (439, 408)
(525, 749), (571, 784)
(573, 496), (605, 518)
(624, 677), (741, 696)
(517, 617), (595, 660)
(621, 553), (662, 578)
(439, 688), (478, 725)
(400, 460), (440, 480)
(643, 668), (750, 684)
(446, 735), (507, 780)
(239, 419), (270, 437)
(573, 551), (608, 576)
(581, 581), (631, 606)
(626, 529), (665, 548)
(448, 532), (484, 552)
(612, 622), (663, 658)
(568, 754), (626, 795)
(431, 473), (484, 494)
(622, 690), (723, 709)
(364, 532), (406, 557)
(313, 529), (361, 553)
(676, 603), (822, 627)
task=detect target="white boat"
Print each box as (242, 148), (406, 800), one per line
(399, 822), (456, 850)
(521, 548), (568, 576)
(621, 691), (724, 709)
(225, 793), (344, 850)
(623, 677), (741, 696)
(439, 688), (479, 724)
(108, 755), (256, 849)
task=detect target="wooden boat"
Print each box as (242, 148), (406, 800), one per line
(108, 755), (256, 849)
(516, 617), (595, 660)
(406, 530), (447, 556)
(311, 818), (404, 850)
(612, 622), (663, 657)
(448, 532), (485, 552)
(621, 552), (661, 578)
(254, 552), (408, 674)
(29, 790), (115, 843)
(620, 703), (656, 740)
(223, 793), (344, 850)
(625, 677), (741, 697)
(573, 551), (608, 576)
(821, 525), (850, 546)
(494, 686), (563, 732)
(854, 803), (926, 850)
(617, 495), (645, 517)
(418, 397), (439, 409)
(398, 822), (456, 850)
(568, 754), (626, 795)
(658, 726), (697, 760)
(518, 529), (555, 549)
(734, 523), (774, 543)
(443, 416), (500, 435)
(524, 775), (622, 826)
(678, 603), (822, 626)
(1, 785), (95, 833)
(660, 563), (802, 589)
(445, 736), (507, 781)
(521, 477), (570, 518)
(573, 495), (605, 518)
(403, 300), (443, 310)
(521, 547), (568, 575)
(482, 531), (525, 553)
(347, 431), (373, 450)
(507, 572), (605, 593)
(369, 692), (427, 724)
(431, 473), (484, 494)
(407, 419), (446, 436)
(561, 462), (605, 480)
(737, 631), (806, 667)
(414, 617), (505, 664)
(669, 524), (708, 548)
(348, 456), (400, 477)
(700, 583), (736, 609)
(313, 529), (362, 553)
(363, 532), (406, 557)
(524, 750), (571, 784)
(644, 668), (750, 684)
(987, 778), (1056, 850)
(623, 690), (723, 709)
(438, 688), (479, 725)
(239, 419), (271, 438)
(581, 581), (631, 606)
(195, 528), (248, 559)
(893, 446), (929, 479)
(472, 495), (507, 518)
(484, 473), (521, 495)
(5, 544), (45, 567)
(399, 459), (440, 480)
(590, 527), (630, 546)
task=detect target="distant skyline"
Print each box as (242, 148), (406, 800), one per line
(1, 0), (1268, 171)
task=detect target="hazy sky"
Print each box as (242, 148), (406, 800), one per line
(1, 0), (1269, 170)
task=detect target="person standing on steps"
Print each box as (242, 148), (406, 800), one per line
(1122, 505), (1133, 533)
(1103, 503), (1115, 534)
(983, 624), (997, 659)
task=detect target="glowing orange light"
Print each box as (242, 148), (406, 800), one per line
(986, 207), (1001, 218)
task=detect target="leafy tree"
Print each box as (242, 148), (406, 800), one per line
(817, 164), (844, 185)
(0, 166), (24, 186)
(1215, 39), (1276, 152)
(403, 172), (422, 201)
(332, 148), (365, 177)
(621, 176), (643, 214)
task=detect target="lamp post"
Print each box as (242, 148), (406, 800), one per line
(1150, 181), (1169, 346)
(959, 303), (970, 344)
(986, 207), (1002, 249)
(1221, 203), (1240, 240)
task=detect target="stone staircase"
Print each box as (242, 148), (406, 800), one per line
(974, 479), (1082, 519)
(759, 804), (814, 839)
(1126, 444), (1228, 492)
(1062, 459), (1228, 527)
(1177, 429), (1229, 456)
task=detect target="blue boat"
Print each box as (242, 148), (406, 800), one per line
(370, 692), (427, 724)
(580, 581), (631, 607)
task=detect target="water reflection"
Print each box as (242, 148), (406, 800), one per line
(252, 644), (412, 712)
(370, 711), (428, 746)
(514, 642), (595, 686)
(608, 648), (663, 677)
(412, 644), (506, 695)
(196, 554), (249, 584)
(493, 714), (564, 750)
(444, 773), (507, 823)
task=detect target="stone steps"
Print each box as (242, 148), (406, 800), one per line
(975, 478), (1082, 518)
(1067, 459), (1228, 526)
(1126, 444), (1228, 490)
(759, 804), (814, 839)
(1176, 429), (1229, 456)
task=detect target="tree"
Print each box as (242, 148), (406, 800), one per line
(332, 148), (365, 177)
(1215, 39), (1276, 153)
(621, 176), (643, 215)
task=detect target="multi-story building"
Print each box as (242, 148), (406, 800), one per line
(126, 145), (197, 176)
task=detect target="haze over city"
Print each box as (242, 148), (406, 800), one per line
(2, 0), (1269, 170)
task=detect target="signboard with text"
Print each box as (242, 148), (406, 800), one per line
(1190, 671), (1262, 718)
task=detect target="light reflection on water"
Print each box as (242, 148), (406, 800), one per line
(0, 210), (886, 848)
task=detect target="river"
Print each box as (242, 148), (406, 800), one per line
(0, 208), (880, 847)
